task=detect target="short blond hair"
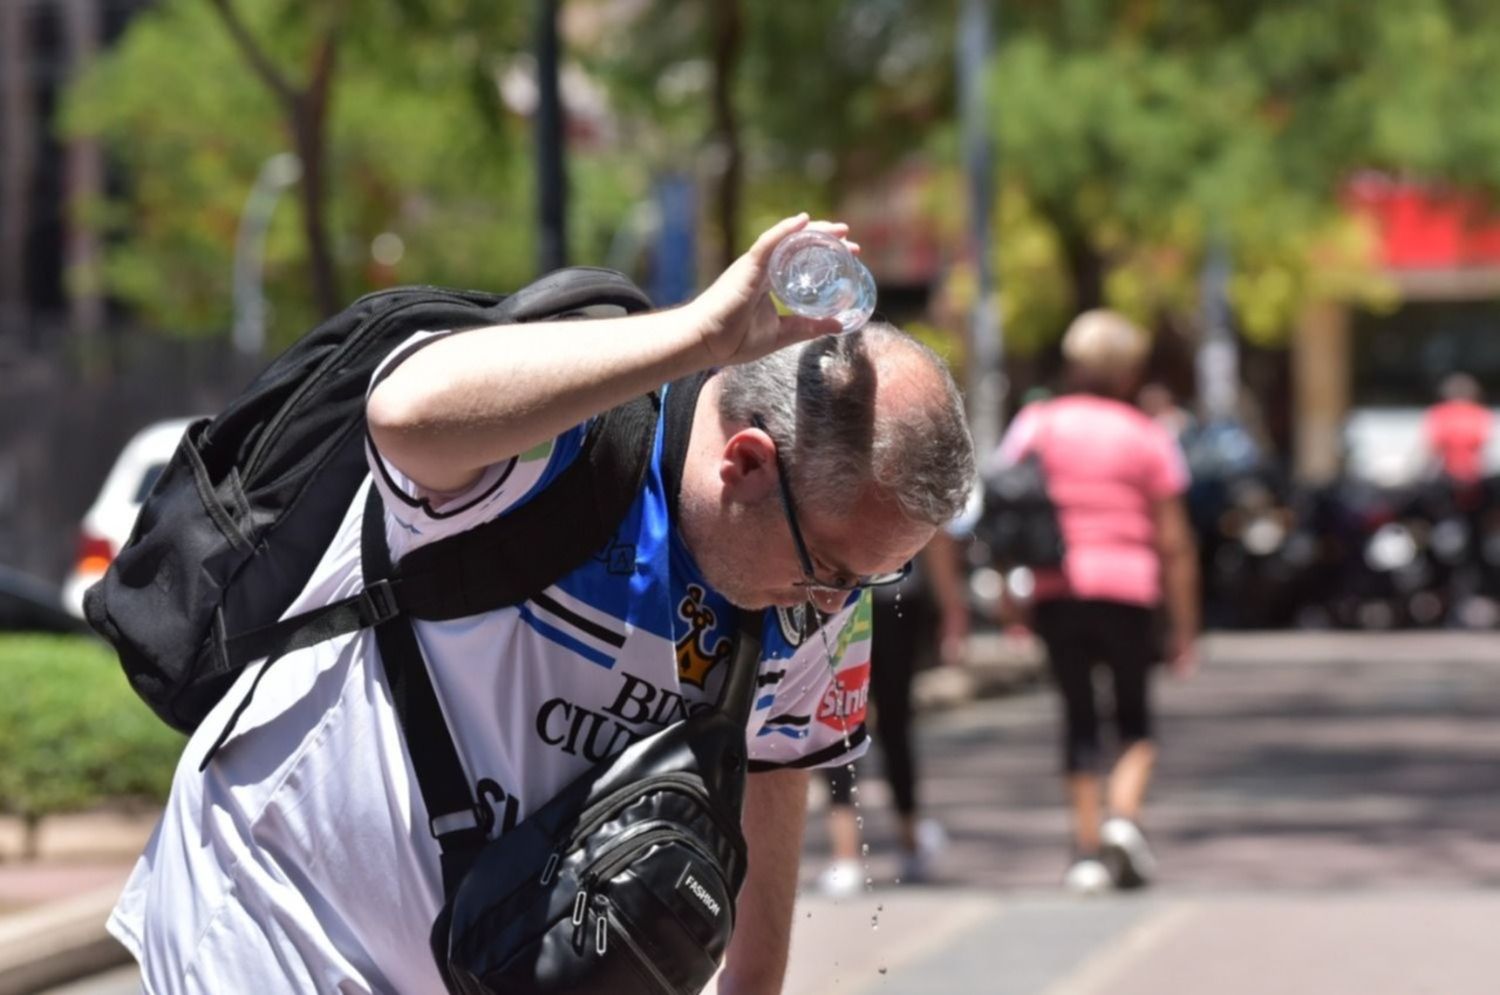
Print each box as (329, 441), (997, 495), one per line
(1061, 309), (1150, 380)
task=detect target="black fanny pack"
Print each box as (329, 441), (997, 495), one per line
(365, 496), (761, 993)
(431, 620), (761, 993)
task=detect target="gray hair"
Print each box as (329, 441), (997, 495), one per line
(717, 323), (976, 527)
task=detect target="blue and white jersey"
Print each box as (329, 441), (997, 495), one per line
(110, 331), (872, 995)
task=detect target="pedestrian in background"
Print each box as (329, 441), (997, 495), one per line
(990, 309), (1200, 895)
(1423, 372), (1493, 506)
(816, 529), (972, 895)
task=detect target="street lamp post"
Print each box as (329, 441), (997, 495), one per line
(232, 152), (301, 359)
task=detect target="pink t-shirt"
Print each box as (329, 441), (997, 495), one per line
(1423, 400), (1492, 485)
(993, 395), (1189, 607)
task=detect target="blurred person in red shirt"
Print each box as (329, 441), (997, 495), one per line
(1424, 374), (1493, 498)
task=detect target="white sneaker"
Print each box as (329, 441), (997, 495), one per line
(1100, 817), (1157, 888)
(898, 818), (948, 883)
(1062, 856), (1111, 896)
(816, 859), (863, 898)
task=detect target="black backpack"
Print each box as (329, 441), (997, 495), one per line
(84, 270), (655, 735)
(977, 405), (1066, 569)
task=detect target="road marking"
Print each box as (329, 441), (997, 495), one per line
(1039, 901), (1198, 995)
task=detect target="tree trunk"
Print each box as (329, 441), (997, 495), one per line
(1057, 223), (1106, 315)
(206, 0), (342, 318)
(0, 2), (34, 344)
(62, 0), (106, 360)
(22, 812), (40, 862)
(297, 34), (340, 318)
(708, 0), (743, 270)
(294, 103), (339, 318)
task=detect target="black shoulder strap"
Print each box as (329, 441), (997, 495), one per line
(223, 392), (659, 664)
(205, 391), (660, 773)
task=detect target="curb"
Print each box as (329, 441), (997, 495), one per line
(0, 887), (130, 995)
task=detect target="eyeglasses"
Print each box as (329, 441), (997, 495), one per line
(751, 414), (913, 593)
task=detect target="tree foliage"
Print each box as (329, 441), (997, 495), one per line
(0, 635), (184, 859)
(60, 0), (642, 348)
(61, 0), (975, 350)
(995, 0), (1500, 350)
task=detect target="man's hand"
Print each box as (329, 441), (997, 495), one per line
(690, 214), (849, 367)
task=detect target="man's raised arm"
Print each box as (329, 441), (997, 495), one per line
(367, 215), (841, 494)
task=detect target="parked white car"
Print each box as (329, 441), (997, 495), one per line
(62, 417), (195, 619)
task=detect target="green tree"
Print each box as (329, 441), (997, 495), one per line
(60, 0), (644, 349)
(580, 1), (961, 267)
(993, 0), (1500, 350)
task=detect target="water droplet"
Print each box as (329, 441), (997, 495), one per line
(860, 843), (870, 857)
(864, 877), (873, 888)
(855, 816), (865, 830)
(879, 967), (889, 975)
(893, 877), (902, 885)
(877, 903), (884, 912)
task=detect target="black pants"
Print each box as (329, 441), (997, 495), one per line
(826, 592), (929, 815)
(1033, 599), (1156, 774)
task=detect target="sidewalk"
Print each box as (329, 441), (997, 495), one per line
(0, 811), (154, 994)
(15, 630), (1496, 992)
(781, 886), (1500, 995)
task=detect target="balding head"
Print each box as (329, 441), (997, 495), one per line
(717, 324), (975, 526)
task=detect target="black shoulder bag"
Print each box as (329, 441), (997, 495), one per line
(978, 403), (1067, 569)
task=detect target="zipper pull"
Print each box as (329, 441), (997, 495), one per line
(596, 913), (608, 956)
(571, 887), (589, 927)
(540, 851), (560, 885)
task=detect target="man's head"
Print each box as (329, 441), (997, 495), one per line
(679, 324), (976, 612)
(1439, 372), (1482, 405)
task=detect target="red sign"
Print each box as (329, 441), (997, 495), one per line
(1345, 173), (1500, 269)
(816, 663), (870, 732)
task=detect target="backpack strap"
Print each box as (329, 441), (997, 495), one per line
(360, 487), (492, 874)
(203, 391), (659, 770)
(222, 392), (659, 665)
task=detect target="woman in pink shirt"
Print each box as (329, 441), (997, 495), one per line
(993, 309), (1200, 894)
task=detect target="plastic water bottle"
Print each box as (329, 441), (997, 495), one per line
(768, 230), (876, 333)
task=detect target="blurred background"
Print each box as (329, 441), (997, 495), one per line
(7, 0), (1500, 636)
(2, 2), (1500, 993)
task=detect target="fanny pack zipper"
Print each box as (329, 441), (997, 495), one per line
(570, 825), (733, 939)
(539, 772), (740, 886)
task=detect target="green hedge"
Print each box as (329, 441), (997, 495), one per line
(0, 634), (185, 828)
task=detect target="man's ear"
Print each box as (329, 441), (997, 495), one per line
(719, 427), (779, 504)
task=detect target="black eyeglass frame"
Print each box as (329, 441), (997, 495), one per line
(750, 414), (913, 593)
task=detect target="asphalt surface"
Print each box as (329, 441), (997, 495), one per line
(39, 632), (1500, 994)
(783, 631), (1500, 994)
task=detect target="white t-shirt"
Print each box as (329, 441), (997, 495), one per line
(108, 334), (873, 994)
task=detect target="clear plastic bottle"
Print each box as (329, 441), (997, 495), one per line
(768, 230), (876, 333)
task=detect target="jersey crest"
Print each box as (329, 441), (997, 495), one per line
(675, 583), (732, 688)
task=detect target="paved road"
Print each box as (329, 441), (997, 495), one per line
(783, 632), (1500, 993)
(44, 632), (1500, 993)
